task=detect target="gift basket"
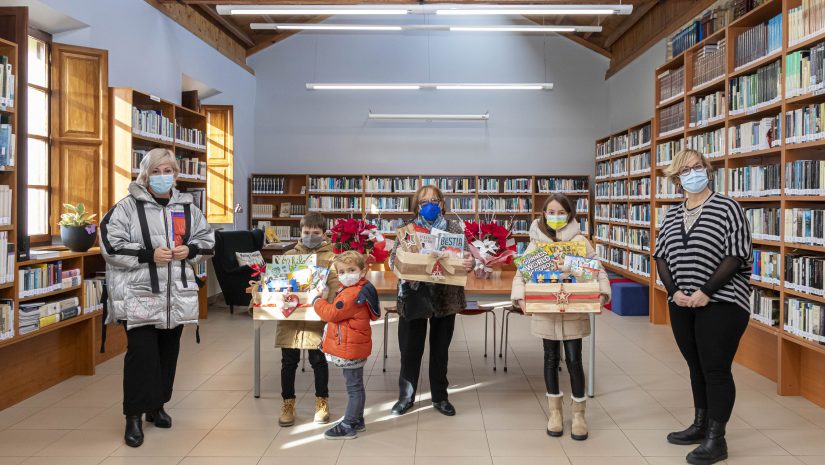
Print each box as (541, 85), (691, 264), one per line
(392, 223), (468, 286)
(248, 254), (330, 320)
(463, 220), (517, 279)
(515, 241), (603, 314)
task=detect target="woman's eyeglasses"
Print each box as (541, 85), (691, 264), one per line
(417, 198), (441, 206)
(678, 164), (707, 177)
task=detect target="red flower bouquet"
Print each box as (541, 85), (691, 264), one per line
(464, 220), (517, 278)
(329, 218), (389, 265)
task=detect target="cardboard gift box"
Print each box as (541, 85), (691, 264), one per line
(392, 224), (468, 286)
(249, 286), (321, 320)
(524, 281), (602, 314)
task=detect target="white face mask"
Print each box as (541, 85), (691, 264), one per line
(338, 272), (362, 287)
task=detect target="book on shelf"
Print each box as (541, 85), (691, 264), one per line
(785, 254), (825, 297)
(596, 140), (610, 159)
(656, 139), (685, 166)
(29, 250), (59, 260)
(729, 116), (781, 153)
(21, 296), (81, 333)
(785, 207), (825, 245)
(308, 176), (362, 192)
(536, 177), (588, 193)
(785, 42), (825, 98)
(629, 152), (651, 174)
(734, 13), (782, 69)
(503, 177), (532, 193)
(83, 278), (105, 314)
(18, 262), (75, 298)
(308, 195), (361, 212)
(690, 91), (725, 127)
(609, 134), (629, 154)
(788, 1), (825, 46)
(0, 185), (10, 225)
(252, 176), (287, 194)
(183, 188), (205, 212)
(279, 202), (291, 218)
(597, 160), (611, 179)
(176, 156), (206, 180)
(0, 298), (12, 340)
(175, 124), (205, 149)
(132, 107), (174, 141)
(629, 124), (651, 148)
(667, 3), (732, 59)
(686, 127), (725, 159)
(611, 158), (628, 177)
(610, 203), (628, 223)
(656, 177), (684, 199)
(785, 296), (825, 345)
(251, 203), (274, 219)
(366, 217), (407, 234)
(785, 160), (825, 195)
(365, 176), (418, 193)
(658, 101), (685, 134)
(576, 198), (589, 214)
(0, 114), (15, 168)
(745, 207), (781, 241)
(366, 196), (411, 213)
(693, 40), (727, 88)
(752, 249), (781, 285)
(658, 67), (685, 103)
(629, 204), (651, 225)
(712, 167), (726, 193)
(629, 252), (651, 276)
(478, 197), (532, 213)
(609, 225), (627, 246)
(729, 60), (781, 114)
(728, 164), (782, 197)
(596, 224), (609, 242)
(0, 55), (15, 109)
(750, 289), (779, 326)
(629, 178), (652, 199)
(421, 177), (476, 193)
(629, 227), (651, 250)
(785, 104), (825, 144)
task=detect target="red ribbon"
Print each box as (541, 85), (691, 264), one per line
(526, 294), (601, 301)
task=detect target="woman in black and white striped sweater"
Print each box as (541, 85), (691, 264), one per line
(653, 149), (752, 465)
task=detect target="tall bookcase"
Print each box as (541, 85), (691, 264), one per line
(110, 87), (209, 318)
(249, 174), (592, 256)
(650, 0), (825, 408)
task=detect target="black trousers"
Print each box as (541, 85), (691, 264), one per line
(397, 314), (456, 403)
(669, 301), (749, 422)
(123, 325), (184, 416)
(281, 348), (329, 400)
(543, 338), (585, 398)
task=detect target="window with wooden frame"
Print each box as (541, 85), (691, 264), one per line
(26, 32), (49, 244)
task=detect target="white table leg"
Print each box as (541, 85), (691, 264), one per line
(254, 321), (262, 398)
(588, 313), (596, 398)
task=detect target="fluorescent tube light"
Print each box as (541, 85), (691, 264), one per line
(251, 23), (600, 33)
(306, 83), (554, 91)
(435, 84), (554, 90)
(436, 5), (633, 15)
(221, 5), (410, 15)
(449, 26), (577, 33)
(218, 4), (633, 16)
(307, 84), (422, 90)
(368, 112), (490, 121)
(261, 24), (403, 31)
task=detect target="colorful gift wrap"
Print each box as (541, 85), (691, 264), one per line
(524, 281), (602, 314)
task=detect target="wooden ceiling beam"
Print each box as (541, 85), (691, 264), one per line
(560, 32), (611, 58)
(246, 14), (328, 56)
(603, 0), (657, 47)
(196, 4), (256, 47)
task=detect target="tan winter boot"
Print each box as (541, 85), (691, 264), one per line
(546, 393), (564, 437)
(314, 397), (330, 424)
(571, 397), (588, 441)
(279, 399), (296, 427)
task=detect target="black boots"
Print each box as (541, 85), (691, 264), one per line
(432, 400), (456, 417)
(686, 420), (728, 465)
(667, 408), (707, 445)
(124, 415), (144, 448)
(146, 406), (172, 428)
(391, 399), (415, 416)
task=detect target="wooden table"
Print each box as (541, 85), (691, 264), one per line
(252, 270), (597, 398)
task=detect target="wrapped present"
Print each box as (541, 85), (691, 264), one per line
(393, 224), (467, 286)
(524, 280), (602, 314)
(249, 284), (322, 320)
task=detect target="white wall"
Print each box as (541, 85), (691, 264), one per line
(249, 19), (610, 177)
(606, 39), (667, 133)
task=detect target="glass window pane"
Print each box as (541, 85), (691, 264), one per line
(27, 87), (47, 137)
(27, 36), (47, 88)
(27, 187), (47, 235)
(27, 138), (47, 185)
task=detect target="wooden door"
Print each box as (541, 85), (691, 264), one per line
(203, 105), (234, 224)
(49, 43), (108, 235)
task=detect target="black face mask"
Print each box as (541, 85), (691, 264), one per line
(302, 234), (323, 249)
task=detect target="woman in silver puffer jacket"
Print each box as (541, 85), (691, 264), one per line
(100, 148), (214, 448)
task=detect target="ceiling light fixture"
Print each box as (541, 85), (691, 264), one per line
(306, 83), (554, 91)
(262, 24), (403, 31)
(368, 112), (490, 121)
(251, 23), (599, 33)
(219, 5), (411, 15)
(435, 7), (627, 16)
(449, 25), (578, 33)
(218, 4), (632, 16)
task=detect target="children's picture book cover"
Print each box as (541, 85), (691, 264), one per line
(171, 211), (186, 247)
(436, 232), (465, 258)
(264, 226), (280, 244)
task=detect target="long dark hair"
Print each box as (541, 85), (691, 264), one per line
(537, 193), (575, 241)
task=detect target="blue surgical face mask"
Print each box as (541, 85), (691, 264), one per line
(149, 174), (174, 194)
(419, 202), (441, 222)
(679, 170), (709, 194)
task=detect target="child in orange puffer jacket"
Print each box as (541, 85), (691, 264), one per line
(311, 250), (380, 440)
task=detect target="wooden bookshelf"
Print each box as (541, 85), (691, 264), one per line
(648, 0), (825, 408)
(249, 174), (592, 256)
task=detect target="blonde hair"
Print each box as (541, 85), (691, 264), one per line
(136, 148), (180, 187)
(663, 149), (713, 186)
(334, 250), (366, 270)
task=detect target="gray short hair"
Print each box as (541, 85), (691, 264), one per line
(135, 148), (180, 187)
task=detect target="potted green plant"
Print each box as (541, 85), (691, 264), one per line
(58, 203), (97, 252)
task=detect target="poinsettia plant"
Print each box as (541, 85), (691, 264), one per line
(463, 220), (517, 278)
(329, 218), (389, 265)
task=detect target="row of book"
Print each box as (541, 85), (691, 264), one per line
(609, 247), (629, 269)
(785, 43), (825, 98)
(182, 188), (205, 212)
(752, 249), (781, 285)
(595, 181), (626, 200)
(728, 116), (781, 153)
(308, 176), (362, 192)
(713, 168), (726, 193)
(449, 197), (475, 212)
(596, 160), (611, 179)
(750, 289), (779, 326)
(729, 60), (781, 114)
(788, 0), (825, 46)
(175, 125), (205, 149)
(658, 101), (685, 135)
(628, 228), (650, 251)
(630, 204), (651, 224)
(495, 219), (530, 234)
(656, 139), (685, 166)
(629, 178), (652, 199)
(692, 40), (727, 88)
(0, 299), (11, 340)
(630, 152), (651, 174)
(786, 207), (825, 245)
(18, 263), (81, 299)
(266, 225), (300, 240)
(629, 125), (651, 149)
(786, 254), (825, 297)
(177, 156), (206, 180)
(278, 202), (305, 217)
(0, 187), (10, 226)
(594, 204), (609, 220)
(686, 127), (725, 159)
(477, 198), (532, 213)
(690, 91), (725, 127)
(785, 160), (825, 195)
(132, 108), (174, 142)
(667, 4), (731, 59)
(595, 224), (609, 242)
(251, 203), (274, 219)
(609, 225), (626, 246)
(785, 297), (825, 344)
(365, 218), (407, 234)
(365, 176), (418, 193)
(746, 207), (781, 240)
(83, 278), (105, 314)
(19, 297), (81, 335)
(629, 252), (651, 276)
(365, 197), (410, 212)
(576, 198), (589, 213)
(611, 158), (628, 177)
(252, 176), (289, 194)
(733, 13), (782, 69)
(476, 177), (531, 193)
(308, 196), (362, 212)
(0, 115), (15, 168)
(421, 177), (475, 193)
(0, 231), (13, 285)
(658, 67), (685, 104)
(656, 177), (683, 199)
(785, 104), (825, 144)
(0, 55), (15, 109)
(728, 164), (782, 197)
(537, 178), (588, 193)
(610, 203), (627, 222)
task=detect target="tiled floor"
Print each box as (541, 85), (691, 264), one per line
(2, 302), (825, 465)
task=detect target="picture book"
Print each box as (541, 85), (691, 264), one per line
(279, 202), (291, 218)
(416, 232), (438, 254)
(436, 232), (465, 258)
(538, 241), (588, 259)
(264, 226), (280, 244)
(170, 210), (186, 247)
